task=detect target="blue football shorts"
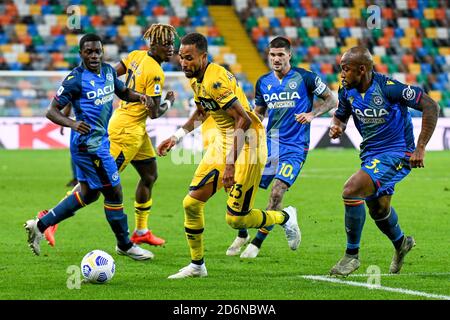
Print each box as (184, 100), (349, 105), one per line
(259, 150), (307, 189)
(72, 147), (120, 190)
(361, 152), (411, 201)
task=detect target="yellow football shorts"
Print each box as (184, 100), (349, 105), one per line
(189, 128), (267, 214)
(109, 125), (156, 172)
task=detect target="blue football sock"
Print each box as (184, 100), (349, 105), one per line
(251, 224), (275, 248)
(104, 201), (132, 250)
(38, 192), (85, 231)
(343, 197), (366, 255)
(374, 207), (404, 245)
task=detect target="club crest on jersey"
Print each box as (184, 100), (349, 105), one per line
(289, 81), (297, 89)
(402, 86), (416, 101)
(106, 73), (113, 81)
(373, 95), (384, 106)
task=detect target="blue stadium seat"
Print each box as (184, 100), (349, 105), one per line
(105, 26), (118, 38)
(41, 5), (52, 14)
(394, 28), (405, 38)
(28, 25), (38, 37)
(416, 47), (428, 57)
(435, 55), (446, 66)
(437, 73), (448, 83)
(339, 28), (351, 39)
(421, 63), (432, 74)
(432, 81), (445, 91)
(0, 33), (8, 45)
(270, 17), (281, 28)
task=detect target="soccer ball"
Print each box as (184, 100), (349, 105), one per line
(80, 250), (115, 284)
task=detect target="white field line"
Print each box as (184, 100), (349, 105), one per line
(345, 272), (450, 277)
(301, 275), (450, 300)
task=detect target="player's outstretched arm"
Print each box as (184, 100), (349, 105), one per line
(115, 86), (154, 109)
(156, 107), (206, 156)
(46, 100), (90, 135)
(409, 93), (440, 168)
(296, 87), (337, 124)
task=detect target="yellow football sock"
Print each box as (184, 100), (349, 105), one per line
(135, 199), (152, 233)
(226, 208), (286, 229)
(183, 195), (205, 262)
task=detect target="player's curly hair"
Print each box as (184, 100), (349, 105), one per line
(143, 23), (178, 46)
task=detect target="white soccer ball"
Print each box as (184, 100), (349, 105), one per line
(80, 250), (115, 284)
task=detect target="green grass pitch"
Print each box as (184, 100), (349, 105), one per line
(0, 149), (449, 300)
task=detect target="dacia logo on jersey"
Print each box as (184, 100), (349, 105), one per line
(354, 108), (389, 117)
(86, 85), (114, 99)
(263, 91), (300, 101)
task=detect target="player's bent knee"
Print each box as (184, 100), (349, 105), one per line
(369, 207), (390, 220)
(142, 174), (157, 187)
(226, 213), (247, 229)
(342, 183), (363, 198)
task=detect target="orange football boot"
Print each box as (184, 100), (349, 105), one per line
(131, 230), (165, 246)
(37, 210), (58, 247)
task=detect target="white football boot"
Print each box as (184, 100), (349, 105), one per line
(226, 235), (251, 256)
(116, 244), (154, 260)
(168, 263), (208, 279)
(240, 243), (260, 258)
(281, 206), (301, 250)
(24, 218), (44, 256)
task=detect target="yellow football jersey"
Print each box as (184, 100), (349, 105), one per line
(190, 63), (263, 136)
(114, 50), (165, 126)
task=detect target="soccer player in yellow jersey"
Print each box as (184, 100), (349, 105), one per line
(157, 33), (301, 279)
(108, 24), (178, 247)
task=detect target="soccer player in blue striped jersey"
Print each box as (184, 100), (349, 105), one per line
(226, 36), (337, 258)
(24, 34), (154, 260)
(329, 47), (439, 276)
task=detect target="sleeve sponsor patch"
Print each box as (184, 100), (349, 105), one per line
(402, 86), (416, 101)
(56, 86), (64, 96)
(313, 76), (326, 95)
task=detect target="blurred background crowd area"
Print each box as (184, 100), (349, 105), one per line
(0, 0), (449, 117)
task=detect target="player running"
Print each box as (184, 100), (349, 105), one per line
(329, 46), (439, 276)
(226, 36), (337, 258)
(24, 34), (154, 260)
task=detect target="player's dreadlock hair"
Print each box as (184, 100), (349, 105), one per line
(142, 23), (178, 46)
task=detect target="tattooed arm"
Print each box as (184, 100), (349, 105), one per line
(295, 87), (337, 124)
(409, 93), (440, 168)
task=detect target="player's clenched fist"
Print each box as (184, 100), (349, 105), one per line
(329, 124), (343, 139)
(157, 137), (177, 156)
